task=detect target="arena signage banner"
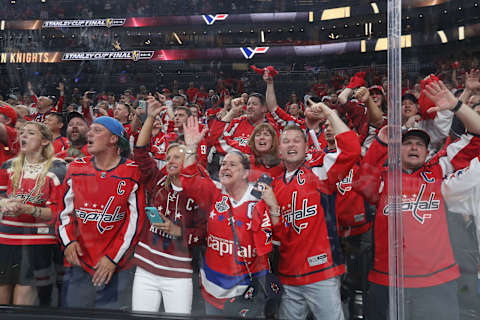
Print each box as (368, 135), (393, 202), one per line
(42, 18), (126, 28)
(62, 51), (155, 61)
(0, 52), (57, 63)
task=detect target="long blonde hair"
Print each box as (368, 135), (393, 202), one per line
(11, 121), (55, 197)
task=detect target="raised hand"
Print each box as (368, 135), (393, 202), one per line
(146, 94), (166, 118)
(355, 87), (370, 103)
(377, 125), (388, 144)
(154, 92), (167, 105)
(183, 116), (207, 147)
(307, 98), (334, 119)
(465, 69), (480, 92)
(423, 80), (458, 113)
(263, 70), (273, 84)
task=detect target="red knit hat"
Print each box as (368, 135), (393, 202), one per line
(0, 102), (17, 126)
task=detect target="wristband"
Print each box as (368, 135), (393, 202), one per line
(452, 100), (463, 113)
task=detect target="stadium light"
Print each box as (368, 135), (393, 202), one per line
(375, 35), (412, 51)
(437, 30), (448, 43)
(458, 26), (465, 40)
(321, 7), (350, 21)
(173, 32), (182, 45)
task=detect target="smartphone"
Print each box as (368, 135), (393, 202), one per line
(138, 100), (147, 110)
(138, 100), (148, 123)
(251, 174), (274, 199)
(145, 206), (164, 224)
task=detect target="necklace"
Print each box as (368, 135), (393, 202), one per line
(23, 159), (47, 179)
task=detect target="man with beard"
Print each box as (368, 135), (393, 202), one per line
(56, 112), (90, 162)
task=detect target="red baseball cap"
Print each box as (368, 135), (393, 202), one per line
(0, 102), (17, 126)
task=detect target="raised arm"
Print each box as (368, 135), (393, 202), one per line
(424, 80), (480, 135)
(355, 86), (385, 128)
(458, 69), (480, 104)
(264, 71), (278, 113)
(307, 99), (350, 135)
(136, 95), (166, 147)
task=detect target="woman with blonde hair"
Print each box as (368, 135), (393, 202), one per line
(0, 121), (66, 305)
(131, 97), (206, 314)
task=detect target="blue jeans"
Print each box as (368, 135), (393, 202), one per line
(61, 266), (132, 310)
(278, 277), (344, 320)
(365, 281), (459, 320)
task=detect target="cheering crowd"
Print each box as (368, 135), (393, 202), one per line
(1, 65), (480, 320)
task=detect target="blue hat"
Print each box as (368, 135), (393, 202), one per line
(93, 116), (130, 151)
(94, 116), (125, 136)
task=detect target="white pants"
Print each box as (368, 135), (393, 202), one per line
(132, 266), (193, 314)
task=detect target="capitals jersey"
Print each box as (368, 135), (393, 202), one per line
(269, 106), (328, 153)
(180, 163), (273, 309)
(132, 146), (206, 278)
(0, 159), (66, 245)
(335, 165), (372, 238)
(355, 134), (480, 288)
(215, 115), (280, 155)
(53, 136), (70, 155)
(272, 130), (361, 286)
(56, 156), (146, 275)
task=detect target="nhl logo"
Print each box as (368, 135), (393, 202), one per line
(105, 18), (113, 28)
(100, 172), (106, 178)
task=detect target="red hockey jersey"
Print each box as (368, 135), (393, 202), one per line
(56, 156), (146, 274)
(53, 136), (70, 155)
(335, 165), (371, 238)
(0, 159), (66, 245)
(354, 135), (480, 288)
(272, 130), (361, 286)
(180, 163), (273, 309)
